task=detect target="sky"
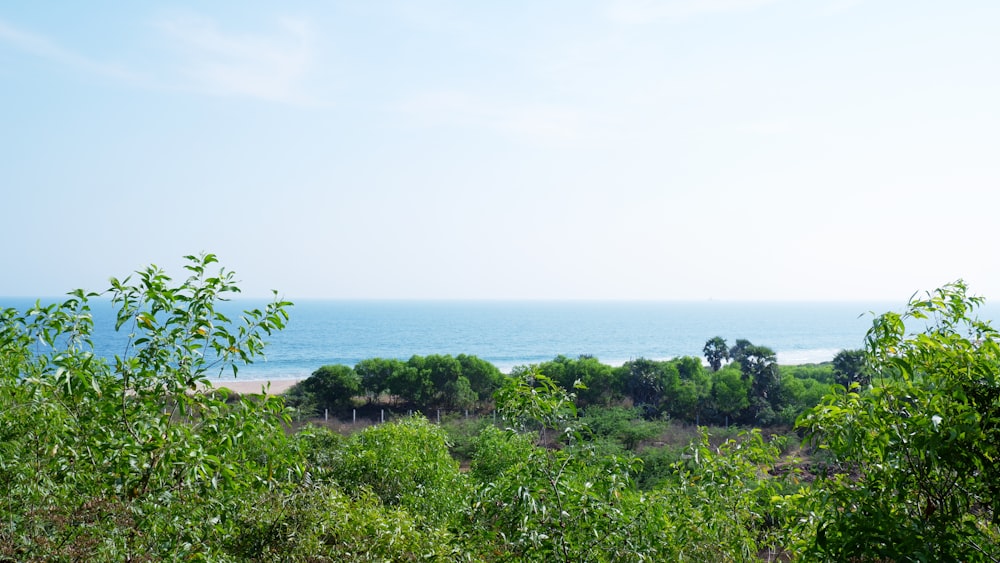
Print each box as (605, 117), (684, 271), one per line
(1, 1), (998, 302)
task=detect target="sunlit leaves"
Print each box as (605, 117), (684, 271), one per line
(330, 416), (466, 525)
(0, 254), (298, 560)
(799, 280), (1000, 561)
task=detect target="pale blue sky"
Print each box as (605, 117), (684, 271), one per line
(2, 1), (998, 301)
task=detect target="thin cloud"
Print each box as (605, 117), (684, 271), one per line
(0, 15), (318, 105)
(0, 18), (139, 81)
(396, 90), (596, 148)
(154, 14), (315, 104)
(607, 0), (784, 24)
(820, 0), (870, 16)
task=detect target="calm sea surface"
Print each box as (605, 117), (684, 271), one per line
(3, 297), (961, 380)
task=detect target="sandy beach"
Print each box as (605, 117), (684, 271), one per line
(207, 379), (302, 395)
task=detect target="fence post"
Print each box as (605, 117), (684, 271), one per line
(381, 409), (384, 423)
(437, 409), (440, 424)
(353, 409), (356, 424)
(324, 408), (328, 422)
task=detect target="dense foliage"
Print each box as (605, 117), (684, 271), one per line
(0, 254), (295, 560)
(286, 353), (504, 418)
(4, 257), (999, 561)
(288, 345), (838, 427)
(798, 281), (1000, 561)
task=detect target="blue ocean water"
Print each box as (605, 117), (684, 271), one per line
(1, 297), (934, 380)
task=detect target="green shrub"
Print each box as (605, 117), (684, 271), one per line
(300, 364), (361, 416)
(469, 424), (535, 483)
(580, 406), (661, 450)
(798, 282), (1000, 561)
(223, 484), (464, 561)
(441, 415), (491, 463)
(330, 415), (467, 525)
(0, 254), (297, 560)
(636, 444), (683, 490)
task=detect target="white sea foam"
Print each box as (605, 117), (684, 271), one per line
(776, 348), (843, 365)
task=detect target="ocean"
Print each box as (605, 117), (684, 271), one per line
(1, 297), (935, 381)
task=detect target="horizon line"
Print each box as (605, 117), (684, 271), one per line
(1, 294), (905, 304)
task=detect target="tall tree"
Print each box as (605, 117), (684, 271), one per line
(571, 355), (622, 406)
(729, 338), (754, 366)
(456, 354), (503, 399)
(387, 359), (434, 407)
(355, 357), (403, 403)
(831, 348), (870, 387)
(668, 357), (713, 423)
(422, 354), (463, 407)
(729, 339), (779, 401)
(703, 336), (730, 371)
(302, 364), (361, 414)
(622, 358), (674, 412)
(711, 365), (750, 425)
(538, 355), (621, 406)
(742, 345), (779, 401)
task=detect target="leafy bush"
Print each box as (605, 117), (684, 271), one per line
(799, 281), (1000, 561)
(299, 364), (361, 416)
(663, 429), (796, 560)
(780, 362), (836, 384)
(441, 414), (492, 463)
(579, 406), (660, 450)
(635, 444), (683, 490)
(468, 424), (536, 483)
(0, 254), (297, 560)
(330, 415), (467, 525)
(223, 483), (464, 561)
(463, 368), (653, 561)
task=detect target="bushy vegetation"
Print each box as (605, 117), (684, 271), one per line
(0, 254), (295, 560)
(3, 256), (999, 561)
(797, 281), (1000, 561)
(284, 352), (503, 418)
(285, 342), (841, 428)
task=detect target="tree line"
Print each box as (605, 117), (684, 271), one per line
(288, 339), (869, 427)
(285, 353), (505, 416)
